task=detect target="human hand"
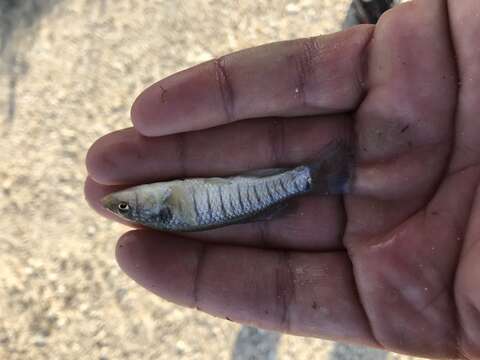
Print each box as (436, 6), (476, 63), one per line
(85, 1), (480, 358)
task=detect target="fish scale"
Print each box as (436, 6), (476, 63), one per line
(187, 167), (310, 227)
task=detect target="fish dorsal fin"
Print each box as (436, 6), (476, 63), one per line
(205, 177), (232, 185)
(239, 168), (287, 178)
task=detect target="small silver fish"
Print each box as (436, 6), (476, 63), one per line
(101, 141), (353, 232)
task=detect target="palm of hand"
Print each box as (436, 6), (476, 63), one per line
(85, 1), (480, 358)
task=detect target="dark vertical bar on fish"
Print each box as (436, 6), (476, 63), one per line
(228, 191), (236, 216)
(268, 178), (280, 198)
(246, 184), (257, 211)
(236, 183), (245, 212)
(192, 187), (201, 223)
(218, 186), (227, 218)
(253, 183), (262, 205)
(293, 177), (302, 193)
(274, 179), (287, 199)
(244, 183), (253, 210)
(265, 182), (275, 203)
(279, 177), (289, 195)
(206, 187), (213, 222)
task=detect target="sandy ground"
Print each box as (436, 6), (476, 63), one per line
(0, 1), (423, 359)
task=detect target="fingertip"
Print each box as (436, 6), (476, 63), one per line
(84, 175), (113, 215)
(84, 176), (104, 211)
(115, 230), (145, 275)
(130, 83), (164, 137)
(130, 61), (228, 137)
(86, 131), (124, 185)
(86, 128), (146, 185)
(130, 78), (193, 137)
(115, 230), (163, 295)
(115, 231), (200, 306)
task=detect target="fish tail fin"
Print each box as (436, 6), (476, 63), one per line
(306, 140), (355, 195)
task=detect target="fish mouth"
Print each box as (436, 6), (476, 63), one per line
(100, 194), (115, 212)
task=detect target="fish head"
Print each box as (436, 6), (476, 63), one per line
(101, 186), (173, 227)
(101, 189), (138, 221)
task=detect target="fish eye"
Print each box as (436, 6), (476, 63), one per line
(117, 202), (130, 212)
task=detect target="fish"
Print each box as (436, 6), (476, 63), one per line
(101, 141), (354, 232)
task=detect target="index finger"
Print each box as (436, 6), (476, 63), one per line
(131, 26), (373, 137)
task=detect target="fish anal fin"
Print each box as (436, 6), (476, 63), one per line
(239, 202), (293, 224)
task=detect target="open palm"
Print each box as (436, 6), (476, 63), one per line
(85, 1), (480, 358)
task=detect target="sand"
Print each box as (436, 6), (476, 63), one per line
(0, 0), (422, 359)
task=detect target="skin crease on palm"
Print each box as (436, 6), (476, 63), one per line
(83, 0), (480, 358)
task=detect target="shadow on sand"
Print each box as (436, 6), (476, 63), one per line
(329, 342), (388, 360)
(0, 0), (62, 125)
(231, 326), (389, 360)
(232, 326), (281, 360)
